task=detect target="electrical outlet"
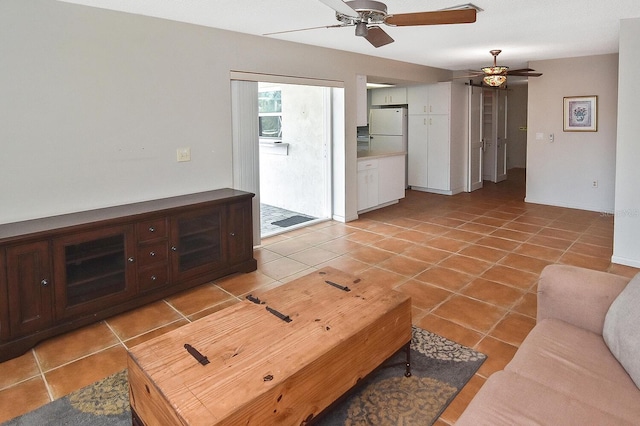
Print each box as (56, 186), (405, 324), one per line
(177, 147), (191, 162)
(592, 180), (598, 188)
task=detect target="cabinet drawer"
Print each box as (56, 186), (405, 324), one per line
(137, 219), (168, 243)
(357, 159), (379, 171)
(137, 241), (168, 268)
(138, 265), (169, 292)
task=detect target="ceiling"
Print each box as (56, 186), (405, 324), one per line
(59, 0), (640, 72)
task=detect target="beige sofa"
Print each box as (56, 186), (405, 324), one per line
(457, 264), (640, 425)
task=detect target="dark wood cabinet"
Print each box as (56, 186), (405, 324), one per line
(0, 189), (256, 362)
(6, 241), (53, 338)
(53, 225), (137, 319)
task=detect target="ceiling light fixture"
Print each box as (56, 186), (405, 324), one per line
(482, 49), (508, 86)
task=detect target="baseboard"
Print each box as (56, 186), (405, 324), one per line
(611, 255), (640, 269)
(524, 197), (613, 214)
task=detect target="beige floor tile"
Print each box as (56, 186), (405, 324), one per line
(414, 266), (474, 292)
(371, 236), (415, 254)
(0, 351), (40, 390)
(395, 280), (453, 311)
(259, 257), (310, 280)
(105, 300), (182, 341)
(417, 314), (483, 349)
(489, 312), (536, 347)
(287, 246), (341, 266)
(376, 254), (430, 277)
(437, 255), (493, 276)
(480, 265), (538, 290)
(0, 377), (50, 423)
(166, 282), (236, 315)
(432, 295), (506, 333)
(461, 278), (525, 309)
(45, 345), (128, 399)
(35, 321), (120, 371)
(475, 336), (519, 378)
(439, 374), (486, 424)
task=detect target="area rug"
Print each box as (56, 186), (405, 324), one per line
(2, 327), (485, 425)
(271, 214), (314, 228)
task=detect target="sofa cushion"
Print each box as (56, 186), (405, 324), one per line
(456, 371), (632, 426)
(504, 319), (640, 422)
(603, 272), (640, 389)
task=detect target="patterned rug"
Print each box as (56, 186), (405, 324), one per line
(3, 327), (485, 425)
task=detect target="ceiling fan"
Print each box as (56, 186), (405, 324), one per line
(265, 0), (478, 48)
(467, 50), (543, 87)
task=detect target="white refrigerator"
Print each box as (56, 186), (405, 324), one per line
(369, 108), (408, 153)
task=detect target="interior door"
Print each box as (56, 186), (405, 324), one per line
(482, 90), (497, 182)
(468, 86), (483, 191)
(496, 91), (508, 182)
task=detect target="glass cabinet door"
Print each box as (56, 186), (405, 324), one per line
(171, 207), (226, 282)
(53, 225), (135, 319)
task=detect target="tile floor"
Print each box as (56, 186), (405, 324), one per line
(260, 203), (316, 237)
(1, 168), (638, 424)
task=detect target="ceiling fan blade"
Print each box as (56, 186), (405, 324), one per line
(385, 9), (476, 26)
(264, 24), (347, 36)
(508, 68), (535, 73)
(364, 25), (394, 47)
(508, 71), (543, 77)
(318, 0), (357, 17)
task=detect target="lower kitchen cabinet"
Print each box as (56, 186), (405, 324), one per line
(357, 154), (406, 213)
(0, 189), (257, 362)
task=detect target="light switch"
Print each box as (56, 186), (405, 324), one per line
(177, 148), (191, 162)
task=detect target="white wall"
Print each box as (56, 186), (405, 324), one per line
(0, 0), (451, 225)
(526, 54), (618, 213)
(613, 18), (640, 267)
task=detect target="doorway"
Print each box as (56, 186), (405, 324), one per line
(231, 76), (341, 244)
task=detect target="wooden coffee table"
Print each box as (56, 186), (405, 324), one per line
(127, 267), (412, 425)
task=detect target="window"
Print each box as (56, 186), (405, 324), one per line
(258, 89), (282, 140)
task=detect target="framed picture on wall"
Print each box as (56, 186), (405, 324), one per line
(563, 95), (598, 132)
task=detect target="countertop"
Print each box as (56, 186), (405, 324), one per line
(357, 150), (407, 160)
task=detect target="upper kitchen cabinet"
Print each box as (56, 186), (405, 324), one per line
(407, 82), (467, 195)
(370, 87), (407, 106)
(407, 83), (451, 115)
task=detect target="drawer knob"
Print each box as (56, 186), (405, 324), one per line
(150, 251), (156, 257)
(151, 275), (157, 281)
(41, 279), (49, 287)
(171, 246), (178, 252)
(149, 226), (155, 232)
(128, 257), (135, 263)
(230, 232), (235, 237)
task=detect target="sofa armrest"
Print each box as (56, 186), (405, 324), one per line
(537, 265), (629, 335)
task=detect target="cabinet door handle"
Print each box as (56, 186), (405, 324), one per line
(171, 246), (178, 252)
(41, 279), (49, 287)
(149, 251), (156, 257)
(151, 275), (157, 281)
(148, 226), (155, 232)
(128, 257), (135, 263)
(230, 232), (235, 237)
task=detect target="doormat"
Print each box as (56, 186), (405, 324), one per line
(271, 215), (314, 228)
(2, 327), (485, 425)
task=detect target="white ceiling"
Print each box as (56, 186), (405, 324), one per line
(59, 0), (640, 72)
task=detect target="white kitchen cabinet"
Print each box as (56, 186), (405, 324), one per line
(370, 87), (407, 106)
(407, 82), (466, 195)
(357, 154), (406, 213)
(378, 155), (406, 204)
(407, 83), (450, 115)
(357, 159), (379, 211)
